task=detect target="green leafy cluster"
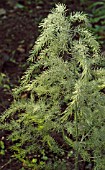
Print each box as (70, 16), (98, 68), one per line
(0, 4), (105, 170)
(80, 0), (105, 45)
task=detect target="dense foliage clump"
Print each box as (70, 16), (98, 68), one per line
(0, 4), (105, 170)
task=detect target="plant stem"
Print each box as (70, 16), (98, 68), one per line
(75, 102), (79, 170)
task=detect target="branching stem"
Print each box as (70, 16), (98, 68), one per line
(75, 102), (79, 170)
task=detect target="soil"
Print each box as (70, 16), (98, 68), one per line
(0, 1), (104, 170)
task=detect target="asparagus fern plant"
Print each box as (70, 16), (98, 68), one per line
(0, 4), (105, 170)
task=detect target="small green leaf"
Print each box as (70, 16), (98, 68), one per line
(15, 3), (24, 9)
(0, 150), (5, 155)
(42, 155), (48, 161)
(40, 161), (45, 165)
(32, 158), (37, 163)
(0, 141), (5, 149)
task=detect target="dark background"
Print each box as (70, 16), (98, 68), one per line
(0, 0), (105, 169)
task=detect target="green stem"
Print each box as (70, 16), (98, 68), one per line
(75, 102), (79, 170)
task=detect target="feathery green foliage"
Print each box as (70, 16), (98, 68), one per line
(0, 4), (105, 170)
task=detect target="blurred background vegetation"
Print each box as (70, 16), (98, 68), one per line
(7, 0), (105, 45)
(0, 1), (105, 169)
